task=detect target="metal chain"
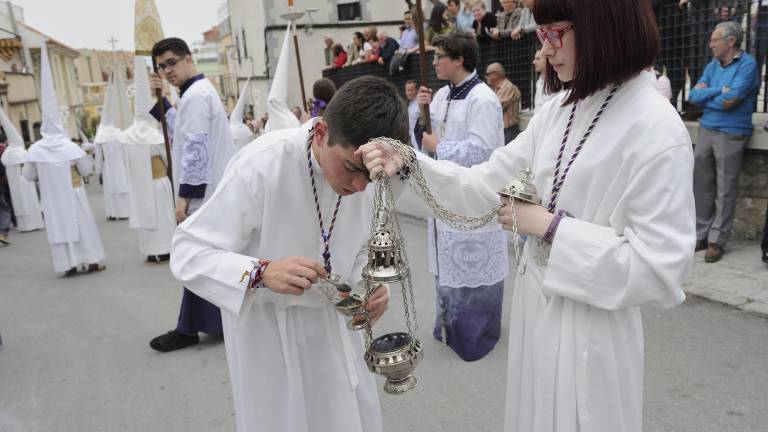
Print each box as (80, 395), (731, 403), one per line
(372, 137), (503, 231)
(509, 196), (526, 275)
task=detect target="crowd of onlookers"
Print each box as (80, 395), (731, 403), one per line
(321, 0), (537, 75)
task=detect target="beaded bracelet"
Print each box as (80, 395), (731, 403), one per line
(542, 209), (568, 244)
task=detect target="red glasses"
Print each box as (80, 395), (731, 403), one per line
(536, 25), (575, 48)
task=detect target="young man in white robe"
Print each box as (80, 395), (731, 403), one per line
(147, 38), (236, 352)
(170, 76), (404, 432)
(360, 0), (696, 430)
(120, 57), (175, 263)
(23, 45), (106, 276)
(93, 76), (130, 221)
(0, 106), (44, 233)
(414, 31), (509, 361)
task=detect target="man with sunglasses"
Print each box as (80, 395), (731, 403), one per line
(147, 37), (236, 352)
(414, 31), (508, 362)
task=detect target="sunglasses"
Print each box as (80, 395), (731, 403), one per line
(535, 24), (575, 49)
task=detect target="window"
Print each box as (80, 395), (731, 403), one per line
(337, 1), (361, 21)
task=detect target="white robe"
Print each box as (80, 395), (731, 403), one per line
(397, 72), (695, 432)
(123, 142), (175, 256)
(427, 72), (509, 288)
(95, 139), (130, 219)
(170, 77), (236, 213)
(170, 127), (382, 432)
(2, 162), (44, 232)
(23, 156), (106, 272)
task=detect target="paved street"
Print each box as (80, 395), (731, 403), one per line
(1, 183), (768, 432)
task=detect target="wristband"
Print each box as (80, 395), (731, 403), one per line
(244, 259), (271, 290)
(542, 209), (568, 244)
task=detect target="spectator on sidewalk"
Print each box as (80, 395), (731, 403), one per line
(324, 43), (347, 70)
(377, 30), (400, 65)
(688, 21), (759, 263)
(491, 0), (522, 40)
(399, 10), (420, 53)
(405, 80), (420, 148)
(472, 1), (498, 46)
(511, 0), (537, 40)
(347, 31), (366, 65)
(446, 0), (461, 29)
(322, 35), (334, 66)
(426, 3), (452, 46)
(485, 62), (521, 143)
(455, 0), (476, 32)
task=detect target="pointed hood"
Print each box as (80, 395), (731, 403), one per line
(230, 78), (255, 147)
(0, 106), (28, 166)
(265, 24), (300, 132)
(113, 66), (134, 129)
(26, 43), (85, 164)
(94, 72), (125, 144)
(121, 56), (164, 146)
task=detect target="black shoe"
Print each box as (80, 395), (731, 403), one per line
(695, 240), (708, 252)
(87, 263), (105, 273)
(147, 255), (157, 263)
(107, 217), (117, 221)
(762, 250), (768, 264)
(150, 330), (199, 352)
(64, 267), (78, 277)
(157, 254), (170, 262)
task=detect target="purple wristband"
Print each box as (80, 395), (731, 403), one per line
(542, 209), (568, 243)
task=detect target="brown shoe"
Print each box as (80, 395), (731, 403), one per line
(704, 244), (724, 263)
(695, 240), (708, 252)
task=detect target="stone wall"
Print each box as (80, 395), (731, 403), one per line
(735, 149), (768, 240)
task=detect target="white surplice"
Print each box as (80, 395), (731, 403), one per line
(426, 72), (509, 288)
(94, 139), (130, 219)
(1, 150), (44, 232)
(170, 77), (236, 213)
(170, 126), (382, 432)
(397, 72), (695, 432)
(23, 156), (105, 272)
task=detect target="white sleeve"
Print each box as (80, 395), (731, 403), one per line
(76, 156), (94, 177)
(22, 162), (37, 182)
(542, 145), (695, 310)
(436, 97), (504, 167)
(170, 165), (265, 317)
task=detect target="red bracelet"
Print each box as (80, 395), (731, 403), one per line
(247, 259), (271, 290)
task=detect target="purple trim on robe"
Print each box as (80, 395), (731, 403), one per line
(149, 96), (173, 123)
(178, 183), (206, 199)
(176, 288), (223, 336)
(433, 278), (504, 362)
(179, 74), (206, 97)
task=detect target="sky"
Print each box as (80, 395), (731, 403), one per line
(13, 0), (221, 51)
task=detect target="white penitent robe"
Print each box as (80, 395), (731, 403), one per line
(171, 127), (382, 432)
(123, 142), (175, 256)
(426, 72), (508, 288)
(23, 156), (106, 272)
(397, 73), (695, 432)
(1, 159), (44, 232)
(95, 139), (130, 219)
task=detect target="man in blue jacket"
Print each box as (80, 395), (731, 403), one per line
(688, 21), (759, 263)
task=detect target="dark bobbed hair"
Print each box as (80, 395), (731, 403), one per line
(429, 3), (448, 33)
(432, 31), (479, 73)
(313, 78), (337, 103)
(533, 0), (660, 105)
(323, 76), (409, 149)
(151, 37), (192, 60)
